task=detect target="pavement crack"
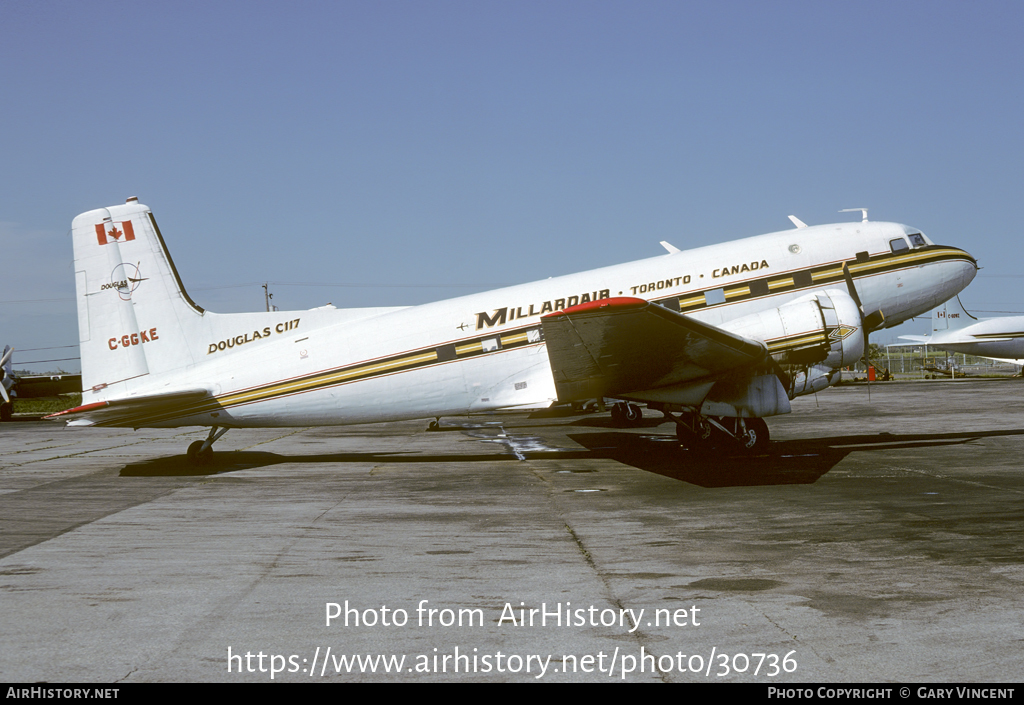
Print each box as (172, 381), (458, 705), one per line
(234, 428), (311, 451)
(561, 519), (671, 683)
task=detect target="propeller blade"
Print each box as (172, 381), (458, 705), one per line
(1, 346), (14, 405)
(843, 263), (886, 334)
(842, 262), (886, 390)
(863, 309), (885, 332)
(842, 263), (864, 311)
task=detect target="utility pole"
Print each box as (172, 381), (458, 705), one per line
(263, 282), (274, 312)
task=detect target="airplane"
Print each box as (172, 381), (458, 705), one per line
(1, 345), (12, 421)
(899, 295), (1024, 365)
(1, 345), (83, 421)
(46, 198), (977, 464)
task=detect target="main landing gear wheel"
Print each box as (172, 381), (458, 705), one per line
(705, 416), (770, 454)
(737, 417), (770, 454)
(0, 402), (12, 422)
(673, 414), (769, 454)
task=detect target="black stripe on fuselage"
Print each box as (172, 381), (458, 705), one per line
(658, 245), (972, 314)
(94, 326), (547, 426)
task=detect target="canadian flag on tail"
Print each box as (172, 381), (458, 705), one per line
(95, 220), (135, 246)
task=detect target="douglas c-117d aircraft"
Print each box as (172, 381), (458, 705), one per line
(900, 295), (1024, 365)
(48, 199), (978, 464)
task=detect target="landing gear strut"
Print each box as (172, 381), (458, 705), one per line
(667, 411), (769, 454)
(671, 411), (713, 447)
(186, 426), (229, 466)
(728, 416), (770, 453)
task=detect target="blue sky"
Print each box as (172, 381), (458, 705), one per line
(2, 1), (1021, 372)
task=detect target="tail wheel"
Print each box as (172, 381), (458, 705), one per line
(186, 440), (213, 466)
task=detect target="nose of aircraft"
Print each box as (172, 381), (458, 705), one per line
(955, 246), (978, 282)
(942, 246), (978, 298)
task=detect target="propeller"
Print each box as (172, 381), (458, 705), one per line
(843, 263), (886, 388)
(0, 346), (13, 404)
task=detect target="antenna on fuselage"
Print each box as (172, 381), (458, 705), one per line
(840, 208), (869, 223)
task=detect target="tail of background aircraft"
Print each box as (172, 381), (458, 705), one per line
(931, 294), (978, 335)
(72, 198), (208, 399)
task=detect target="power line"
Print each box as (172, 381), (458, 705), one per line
(10, 345), (79, 352)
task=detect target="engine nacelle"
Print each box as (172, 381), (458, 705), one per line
(719, 289), (865, 369)
(787, 364), (842, 397)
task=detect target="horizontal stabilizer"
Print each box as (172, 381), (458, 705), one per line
(45, 389), (211, 427)
(540, 297), (767, 402)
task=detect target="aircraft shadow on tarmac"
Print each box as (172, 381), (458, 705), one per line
(564, 430), (1009, 488)
(119, 427), (1024, 488)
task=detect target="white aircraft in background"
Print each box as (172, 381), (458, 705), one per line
(900, 295), (1024, 364)
(48, 199), (977, 464)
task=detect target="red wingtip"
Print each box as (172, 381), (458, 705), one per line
(541, 296), (648, 318)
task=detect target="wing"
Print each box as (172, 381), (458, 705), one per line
(45, 389), (212, 426)
(540, 297), (768, 402)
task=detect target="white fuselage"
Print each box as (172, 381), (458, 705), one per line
(119, 220), (975, 428)
(926, 318), (1024, 360)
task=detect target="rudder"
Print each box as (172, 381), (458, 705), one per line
(72, 198), (206, 399)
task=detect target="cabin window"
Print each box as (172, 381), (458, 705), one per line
(436, 344), (457, 362)
(749, 280), (769, 297)
(856, 251), (870, 262)
(908, 233), (926, 248)
(889, 238), (909, 253)
(704, 288), (726, 306)
(793, 270), (813, 288)
(482, 338), (501, 352)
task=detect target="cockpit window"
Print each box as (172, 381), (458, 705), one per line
(908, 233), (926, 248)
(889, 238), (909, 253)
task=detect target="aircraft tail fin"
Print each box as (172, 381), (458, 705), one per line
(72, 199), (206, 399)
(932, 294), (978, 334)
